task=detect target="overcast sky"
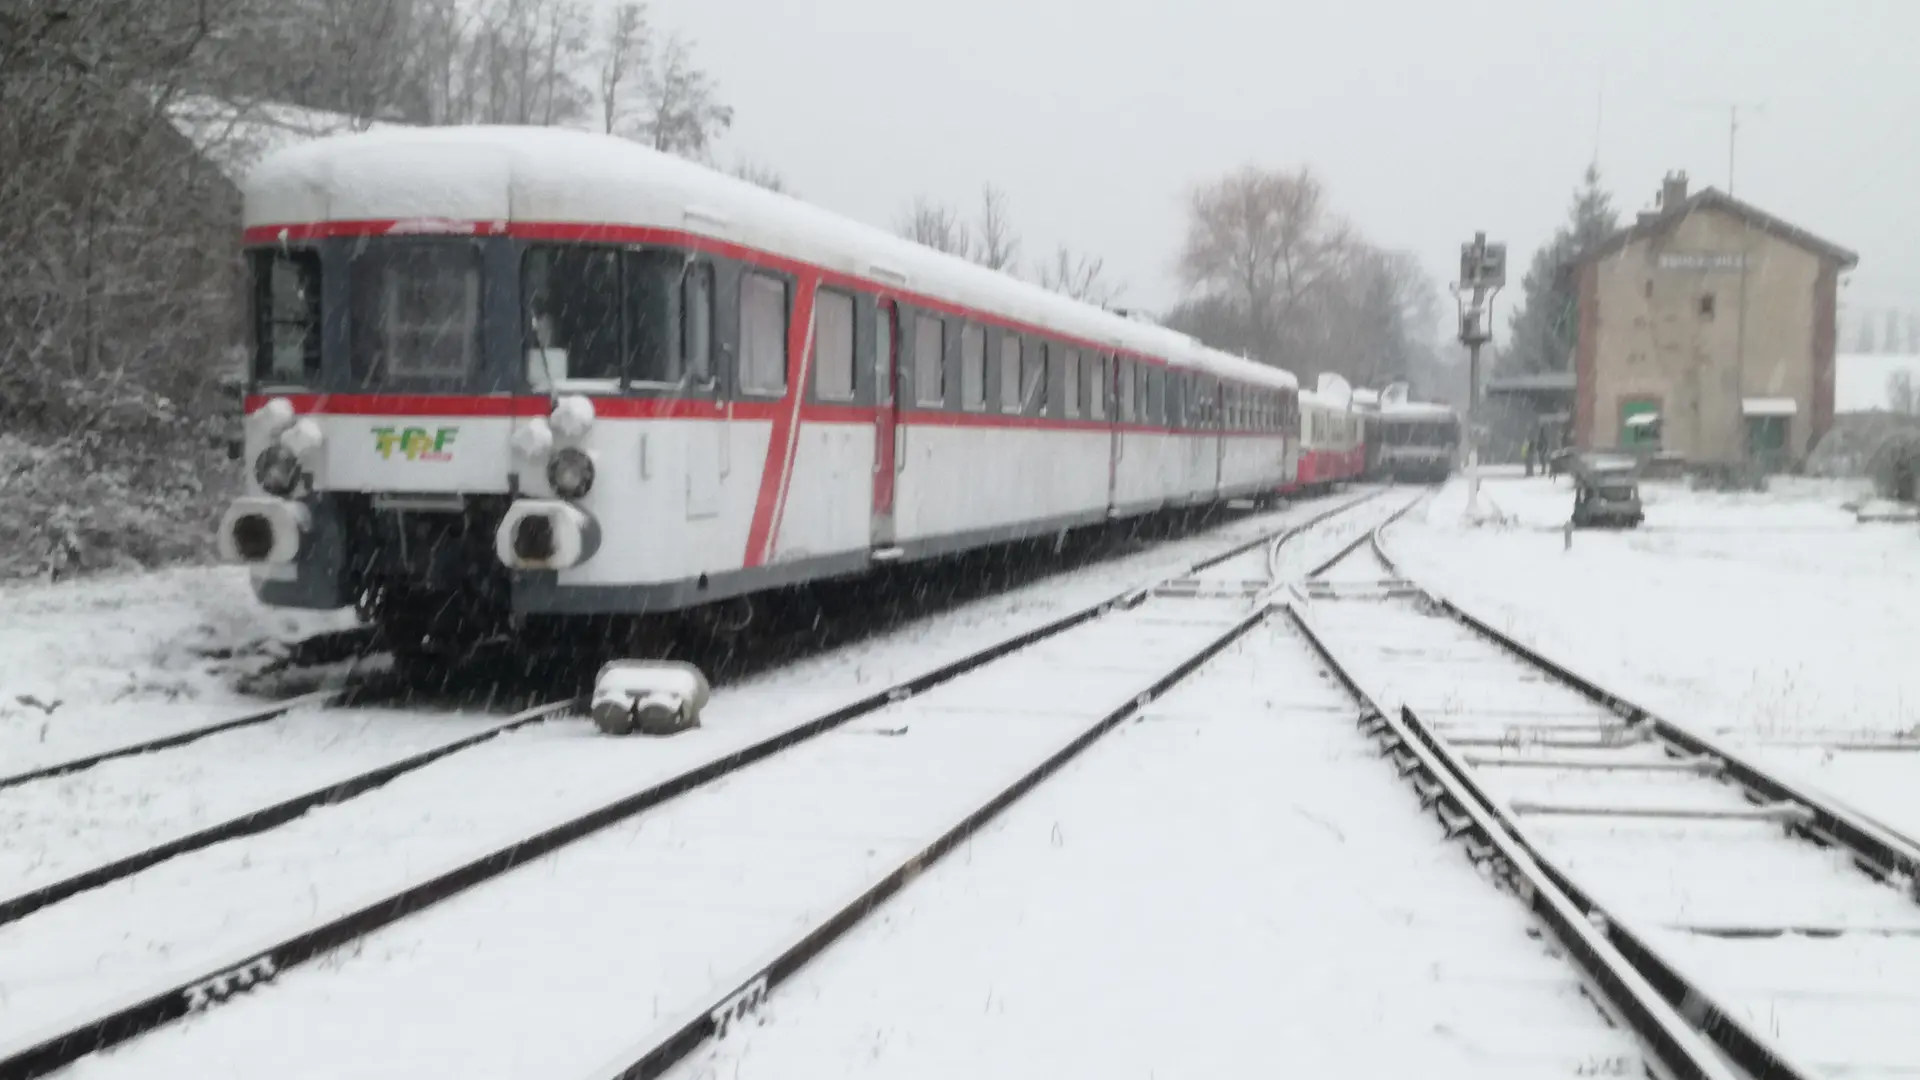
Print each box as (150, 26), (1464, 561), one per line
(642, 0), (1917, 338)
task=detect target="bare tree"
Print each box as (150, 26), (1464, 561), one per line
(642, 32), (733, 157)
(1035, 247), (1122, 306)
(1890, 370), (1917, 415)
(896, 197), (975, 259)
(596, 1), (649, 134)
(974, 185), (1020, 273)
(730, 158), (789, 194)
(1177, 165), (1352, 363)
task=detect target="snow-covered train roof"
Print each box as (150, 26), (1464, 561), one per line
(243, 126), (1297, 392)
(1378, 400), (1459, 420)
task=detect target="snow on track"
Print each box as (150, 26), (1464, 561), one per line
(0, 567), (358, 768)
(63, 600), (1259, 1080)
(0, 705), (490, 897)
(1392, 474), (1920, 846)
(1187, 486), (1398, 587)
(0, 496), (1351, 1064)
(662, 616), (1647, 1080)
(1307, 543), (1920, 1079)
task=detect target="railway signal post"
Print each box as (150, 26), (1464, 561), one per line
(1453, 232), (1505, 519)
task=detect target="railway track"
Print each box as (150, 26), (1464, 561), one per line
(0, 490), (1392, 1080)
(0, 623), (384, 795)
(1292, 505), (1920, 1080)
(0, 497), (1345, 943)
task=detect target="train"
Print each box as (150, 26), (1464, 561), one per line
(1282, 375), (1461, 491)
(1365, 399), (1463, 483)
(215, 125), (1309, 652)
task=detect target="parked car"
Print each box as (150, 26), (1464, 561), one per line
(1570, 453), (1644, 528)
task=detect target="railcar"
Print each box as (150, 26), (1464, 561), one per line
(216, 126), (1301, 649)
(1285, 387), (1366, 494)
(1366, 401), (1461, 482)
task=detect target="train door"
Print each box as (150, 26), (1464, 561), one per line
(870, 299), (901, 552)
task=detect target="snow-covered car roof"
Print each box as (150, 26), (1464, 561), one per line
(243, 126), (1298, 392)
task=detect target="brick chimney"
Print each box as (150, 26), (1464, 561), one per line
(1658, 170), (1690, 212)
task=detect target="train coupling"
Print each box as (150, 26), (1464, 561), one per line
(217, 496), (310, 565)
(494, 500), (601, 571)
(590, 660), (711, 736)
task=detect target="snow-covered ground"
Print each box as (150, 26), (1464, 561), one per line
(1302, 542), (1920, 1078)
(657, 616), (1642, 1080)
(0, 495), (1368, 1063)
(1390, 471), (1920, 846)
(0, 567), (358, 768)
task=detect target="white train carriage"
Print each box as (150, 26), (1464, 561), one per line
(217, 126), (1300, 640)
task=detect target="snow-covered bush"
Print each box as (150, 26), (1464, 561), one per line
(1868, 431), (1920, 504)
(0, 433), (239, 582)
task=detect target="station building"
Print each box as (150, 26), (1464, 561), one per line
(1570, 172), (1858, 470)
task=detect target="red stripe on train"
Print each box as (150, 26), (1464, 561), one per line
(239, 219), (1304, 385)
(743, 278), (820, 568)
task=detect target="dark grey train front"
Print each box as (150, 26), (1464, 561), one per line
(1365, 408), (1462, 482)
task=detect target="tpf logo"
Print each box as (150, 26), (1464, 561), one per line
(373, 426), (458, 462)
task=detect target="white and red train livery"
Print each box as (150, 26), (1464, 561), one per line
(1286, 374), (1367, 493)
(217, 126), (1302, 637)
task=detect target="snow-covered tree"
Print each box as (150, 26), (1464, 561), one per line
(1500, 165), (1618, 375)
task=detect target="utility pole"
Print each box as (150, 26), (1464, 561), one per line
(1453, 232), (1505, 520)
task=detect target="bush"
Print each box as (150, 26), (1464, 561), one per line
(1869, 431), (1920, 504)
(0, 432), (239, 582)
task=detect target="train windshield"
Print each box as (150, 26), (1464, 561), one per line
(523, 245), (706, 390)
(348, 240), (484, 389)
(251, 249), (322, 387)
(1381, 418), (1460, 447)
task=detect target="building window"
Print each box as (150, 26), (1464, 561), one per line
(1698, 293), (1716, 319)
(739, 271), (789, 395)
(813, 289), (855, 401)
(914, 313), (944, 406)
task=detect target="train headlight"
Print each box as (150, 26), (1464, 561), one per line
(254, 444), (301, 496)
(547, 447), (595, 499)
(550, 394), (595, 440)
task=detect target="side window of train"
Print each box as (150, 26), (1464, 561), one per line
(960, 322), (987, 411)
(812, 288), (855, 402)
(1030, 339), (1051, 416)
(524, 244), (622, 386)
(682, 261), (715, 387)
(1118, 359), (1135, 421)
(998, 332), (1021, 413)
(1061, 347), (1080, 417)
(913, 312), (944, 406)
(738, 270), (788, 396)
(1092, 355), (1109, 420)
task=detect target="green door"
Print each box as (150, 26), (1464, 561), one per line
(1745, 416), (1788, 464)
(1620, 400), (1660, 449)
